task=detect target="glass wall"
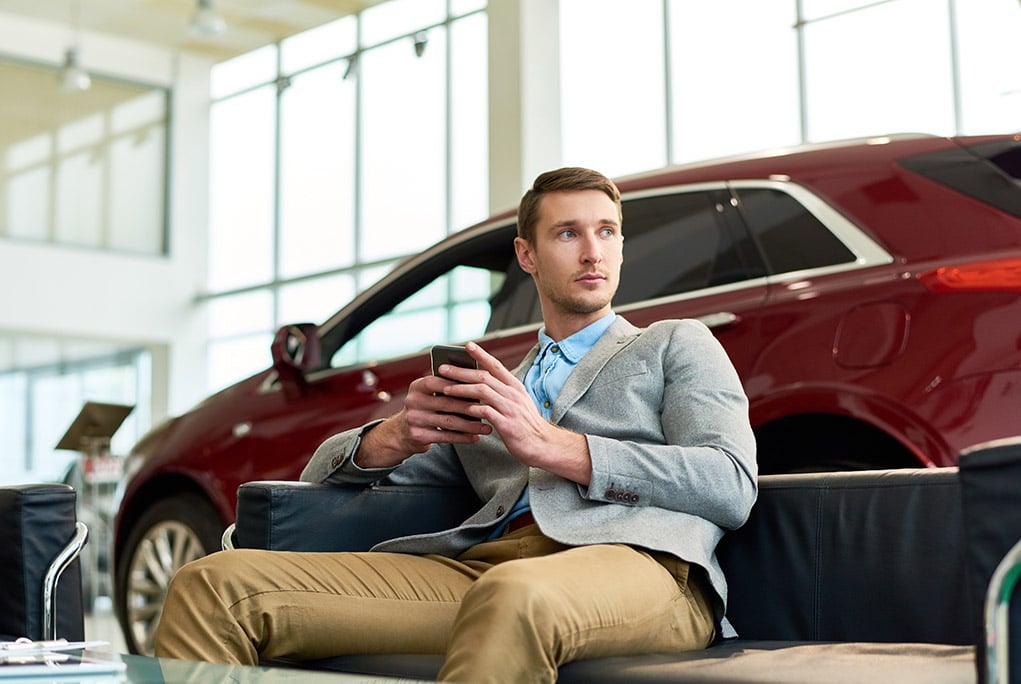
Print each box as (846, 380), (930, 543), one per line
(0, 59), (168, 254)
(0, 338), (150, 486)
(559, 0), (1021, 177)
(205, 0), (488, 392)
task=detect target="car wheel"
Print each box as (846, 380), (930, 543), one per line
(755, 413), (920, 474)
(115, 493), (223, 655)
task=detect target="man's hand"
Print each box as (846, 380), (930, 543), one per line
(438, 342), (593, 486)
(354, 370), (492, 470)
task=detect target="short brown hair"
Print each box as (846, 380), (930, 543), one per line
(516, 167), (622, 243)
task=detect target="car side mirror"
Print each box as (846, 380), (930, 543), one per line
(271, 323), (322, 379)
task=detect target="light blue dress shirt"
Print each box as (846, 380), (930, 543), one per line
(496, 312), (617, 533)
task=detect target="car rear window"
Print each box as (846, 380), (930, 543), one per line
(898, 139), (1021, 220)
(734, 188), (857, 274)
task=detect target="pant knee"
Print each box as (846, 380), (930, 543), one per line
(166, 550), (248, 607)
(463, 562), (559, 626)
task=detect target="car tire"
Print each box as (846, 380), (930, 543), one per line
(115, 493), (223, 655)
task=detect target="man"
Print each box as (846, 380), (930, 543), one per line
(155, 167), (758, 682)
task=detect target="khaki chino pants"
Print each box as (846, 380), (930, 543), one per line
(154, 525), (716, 683)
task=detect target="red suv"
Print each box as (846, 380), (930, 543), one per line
(113, 133), (1021, 654)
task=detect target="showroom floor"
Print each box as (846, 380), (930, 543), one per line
(84, 599), (127, 652)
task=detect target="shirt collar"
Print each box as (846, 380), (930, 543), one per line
(536, 312), (616, 363)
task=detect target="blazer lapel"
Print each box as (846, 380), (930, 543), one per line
(550, 316), (640, 424)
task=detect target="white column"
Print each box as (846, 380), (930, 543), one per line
(487, 0), (564, 213)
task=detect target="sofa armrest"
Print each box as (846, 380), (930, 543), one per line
(234, 481), (482, 552)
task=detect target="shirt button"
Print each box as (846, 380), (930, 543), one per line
(551, 345), (559, 354)
(543, 400), (550, 409)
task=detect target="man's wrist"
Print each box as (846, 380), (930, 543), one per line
(354, 417), (410, 469)
(532, 425), (592, 486)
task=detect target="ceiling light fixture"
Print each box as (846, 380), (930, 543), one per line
(342, 54), (359, 80)
(59, 0), (90, 92)
(413, 31), (428, 58)
(191, 0), (227, 38)
(59, 46), (91, 92)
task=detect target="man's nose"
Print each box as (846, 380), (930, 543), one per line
(580, 233), (603, 263)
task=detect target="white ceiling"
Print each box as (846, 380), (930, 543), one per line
(0, 0), (388, 62)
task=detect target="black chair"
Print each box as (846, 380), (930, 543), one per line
(0, 484), (88, 642)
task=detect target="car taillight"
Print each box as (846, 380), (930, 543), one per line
(919, 257), (1021, 293)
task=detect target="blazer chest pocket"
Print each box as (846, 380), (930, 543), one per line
(591, 360), (649, 388)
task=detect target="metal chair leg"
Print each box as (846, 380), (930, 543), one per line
(221, 522), (236, 551)
(985, 535), (1021, 684)
(42, 521), (89, 641)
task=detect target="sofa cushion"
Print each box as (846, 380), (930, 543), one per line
(284, 641), (974, 683)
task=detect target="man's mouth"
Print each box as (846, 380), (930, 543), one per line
(576, 272), (606, 284)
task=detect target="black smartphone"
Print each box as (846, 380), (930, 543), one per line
(430, 344), (480, 423)
(430, 344), (478, 378)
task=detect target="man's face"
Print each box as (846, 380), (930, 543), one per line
(515, 189), (623, 329)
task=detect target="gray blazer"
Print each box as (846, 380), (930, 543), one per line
(303, 316), (758, 635)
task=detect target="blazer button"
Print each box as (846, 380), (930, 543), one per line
(632, 494), (640, 504)
(496, 505), (505, 516)
(605, 489), (616, 500)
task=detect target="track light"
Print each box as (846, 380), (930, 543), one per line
(191, 0), (227, 37)
(60, 0), (89, 92)
(413, 31), (428, 58)
(59, 46), (91, 92)
(342, 54), (359, 80)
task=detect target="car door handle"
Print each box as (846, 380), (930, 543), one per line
(697, 312), (741, 329)
(358, 370), (392, 403)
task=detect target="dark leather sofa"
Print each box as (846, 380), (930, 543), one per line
(0, 483), (87, 642)
(230, 439), (1021, 683)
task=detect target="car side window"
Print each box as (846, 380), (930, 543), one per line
(330, 264), (507, 368)
(734, 188), (856, 273)
(614, 190), (761, 305)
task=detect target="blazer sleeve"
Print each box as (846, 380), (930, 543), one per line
(582, 320), (757, 530)
(301, 420), (469, 489)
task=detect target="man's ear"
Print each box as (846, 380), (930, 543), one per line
(514, 236), (537, 275)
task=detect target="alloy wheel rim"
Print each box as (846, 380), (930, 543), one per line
(124, 520), (206, 655)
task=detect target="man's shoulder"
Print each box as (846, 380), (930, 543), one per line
(625, 317), (712, 343)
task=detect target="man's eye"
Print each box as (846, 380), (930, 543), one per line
(559, 230), (575, 239)
(600, 227), (617, 238)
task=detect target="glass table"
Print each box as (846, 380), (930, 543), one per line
(0, 650), (421, 683)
